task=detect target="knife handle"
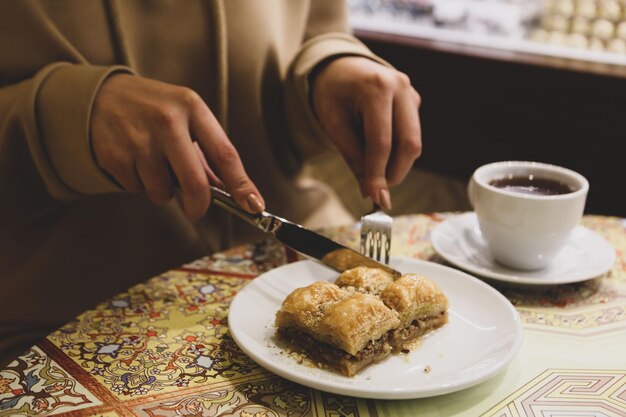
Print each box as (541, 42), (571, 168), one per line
(210, 186), (286, 235)
(210, 186), (260, 223)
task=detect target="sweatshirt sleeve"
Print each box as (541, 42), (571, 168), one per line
(284, 1), (391, 158)
(0, 63), (132, 202)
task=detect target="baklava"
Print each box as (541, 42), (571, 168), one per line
(334, 266), (395, 296)
(336, 268), (448, 352)
(275, 267), (449, 376)
(275, 281), (400, 376)
(380, 274), (449, 352)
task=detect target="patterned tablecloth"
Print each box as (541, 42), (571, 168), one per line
(1, 213), (625, 417)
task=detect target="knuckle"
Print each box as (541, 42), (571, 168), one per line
(414, 90), (422, 106)
(232, 176), (254, 194)
(224, 176), (258, 211)
(127, 132), (151, 156)
(153, 104), (180, 129)
(414, 142), (423, 158)
(179, 87), (202, 110)
(396, 72), (411, 88)
(366, 71), (394, 92)
(215, 142), (239, 164)
(402, 137), (422, 157)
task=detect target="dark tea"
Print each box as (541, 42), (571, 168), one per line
(488, 175), (575, 196)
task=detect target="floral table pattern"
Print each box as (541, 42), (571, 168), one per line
(1, 213), (625, 417)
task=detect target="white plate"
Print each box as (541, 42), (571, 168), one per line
(228, 258), (523, 400)
(431, 212), (616, 285)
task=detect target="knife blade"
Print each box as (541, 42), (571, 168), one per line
(210, 186), (401, 278)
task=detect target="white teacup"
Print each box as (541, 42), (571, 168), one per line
(468, 161), (589, 270)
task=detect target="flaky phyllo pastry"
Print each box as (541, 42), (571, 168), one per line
(275, 267), (448, 376)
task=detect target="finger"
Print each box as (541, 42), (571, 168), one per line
(96, 148), (144, 193)
(164, 131), (211, 219)
(362, 92), (393, 210)
(112, 162), (143, 193)
(193, 141), (225, 189)
(189, 104), (265, 213)
(387, 89), (423, 186)
(135, 150), (175, 204)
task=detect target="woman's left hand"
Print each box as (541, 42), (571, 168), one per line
(311, 56), (422, 210)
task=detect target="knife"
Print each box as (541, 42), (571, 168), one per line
(210, 186), (401, 278)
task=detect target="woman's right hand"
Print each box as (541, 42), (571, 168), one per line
(90, 74), (265, 219)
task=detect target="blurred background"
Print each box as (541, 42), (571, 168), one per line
(326, 0), (626, 217)
(350, 0), (626, 59)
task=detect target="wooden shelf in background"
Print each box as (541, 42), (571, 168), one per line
(356, 29), (626, 79)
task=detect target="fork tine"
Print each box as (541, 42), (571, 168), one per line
(384, 233), (390, 264)
(360, 205), (393, 264)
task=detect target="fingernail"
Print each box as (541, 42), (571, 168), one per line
(247, 193), (265, 213)
(379, 188), (392, 211)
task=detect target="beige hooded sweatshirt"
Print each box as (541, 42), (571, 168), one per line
(0, 0), (385, 363)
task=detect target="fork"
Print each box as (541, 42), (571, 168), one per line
(360, 204), (393, 264)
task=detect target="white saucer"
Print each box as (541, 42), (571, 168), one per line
(430, 212), (616, 285)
